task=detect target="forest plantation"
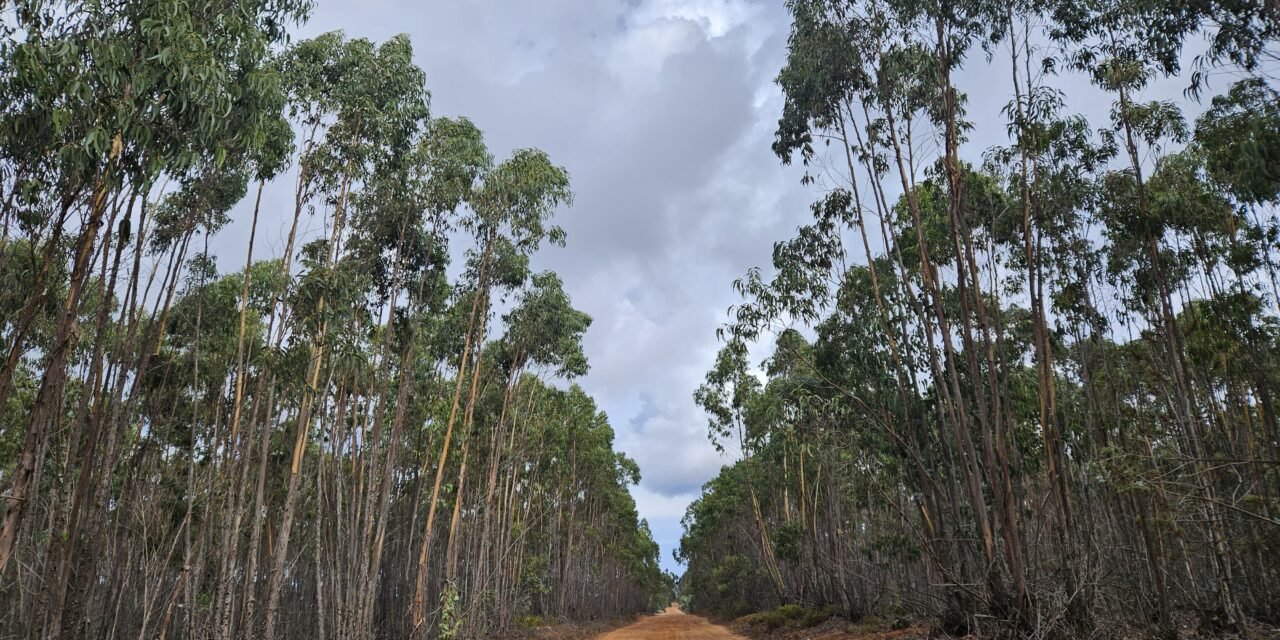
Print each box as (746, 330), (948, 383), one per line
(1, 0), (1279, 639)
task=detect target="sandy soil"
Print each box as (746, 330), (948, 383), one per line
(597, 606), (746, 640)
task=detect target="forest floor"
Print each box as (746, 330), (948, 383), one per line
(726, 611), (928, 640)
(512, 616), (644, 640)
(717, 606), (1280, 640)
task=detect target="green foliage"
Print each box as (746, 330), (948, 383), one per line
(499, 271), (591, 378)
(438, 583), (463, 640)
(514, 614), (552, 629)
(0, 8), (664, 638)
(1196, 79), (1280, 205)
(773, 520), (804, 563)
(748, 604), (839, 631)
(683, 0), (1280, 634)
(0, 0), (308, 191)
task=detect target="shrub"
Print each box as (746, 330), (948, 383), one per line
(751, 604), (839, 630)
(515, 614), (550, 629)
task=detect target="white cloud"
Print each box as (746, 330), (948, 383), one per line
(631, 0), (764, 39)
(631, 484), (705, 520)
(607, 17), (705, 78)
(616, 392), (730, 497)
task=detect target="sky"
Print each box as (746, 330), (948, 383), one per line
(205, 0), (1215, 575)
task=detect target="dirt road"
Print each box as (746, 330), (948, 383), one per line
(598, 606), (744, 640)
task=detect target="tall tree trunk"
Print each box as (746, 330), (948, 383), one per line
(0, 175), (113, 572)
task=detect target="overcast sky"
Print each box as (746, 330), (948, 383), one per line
(203, 0), (1213, 575)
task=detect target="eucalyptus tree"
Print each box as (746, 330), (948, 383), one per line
(250, 31), (431, 640)
(1, 10), (669, 639)
(410, 143), (571, 636)
(1057, 7), (1272, 623)
(770, 0), (1037, 625)
(0, 0), (308, 576)
(691, 336), (800, 608)
(460, 270), (591, 628)
(683, 0), (1280, 636)
(514, 383), (664, 622)
(326, 114), (486, 640)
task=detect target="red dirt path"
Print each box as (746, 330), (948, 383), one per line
(597, 606), (746, 640)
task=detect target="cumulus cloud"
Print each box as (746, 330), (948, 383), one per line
(618, 393), (726, 497)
